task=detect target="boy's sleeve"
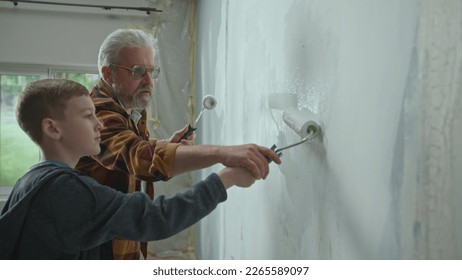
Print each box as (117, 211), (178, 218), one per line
(48, 172), (227, 252)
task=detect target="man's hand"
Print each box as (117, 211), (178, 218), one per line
(218, 144), (281, 179)
(171, 142), (281, 178)
(169, 125), (195, 145)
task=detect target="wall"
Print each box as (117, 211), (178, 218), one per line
(195, 0), (462, 259)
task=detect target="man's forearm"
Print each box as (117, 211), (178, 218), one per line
(171, 145), (223, 176)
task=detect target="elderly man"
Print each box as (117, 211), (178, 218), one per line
(76, 28), (281, 260)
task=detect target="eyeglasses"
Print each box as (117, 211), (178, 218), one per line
(110, 64), (161, 79)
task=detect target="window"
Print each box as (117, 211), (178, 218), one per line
(52, 71), (99, 90)
(0, 74), (43, 187)
(0, 65), (99, 188)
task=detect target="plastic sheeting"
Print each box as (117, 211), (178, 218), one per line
(144, 0), (197, 259)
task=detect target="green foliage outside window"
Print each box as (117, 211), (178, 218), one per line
(53, 72), (98, 90)
(0, 71), (99, 187)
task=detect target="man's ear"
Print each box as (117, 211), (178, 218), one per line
(42, 117), (61, 140)
(101, 65), (113, 84)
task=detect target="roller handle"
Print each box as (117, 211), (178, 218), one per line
(267, 144), (283, 163)
(180, 124), (197, 140)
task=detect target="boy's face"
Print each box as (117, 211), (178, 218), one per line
(109, 46), (155, 110)
(56, 94), (103, 157)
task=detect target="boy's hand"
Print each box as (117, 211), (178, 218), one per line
(218, 167), (257, 189)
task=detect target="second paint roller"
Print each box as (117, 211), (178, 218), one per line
(181, 95), (217, 140)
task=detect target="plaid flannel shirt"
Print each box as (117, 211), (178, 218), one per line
(76, 79), (180, 259)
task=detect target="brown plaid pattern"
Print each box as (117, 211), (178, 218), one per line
(76, 79), (180, 259)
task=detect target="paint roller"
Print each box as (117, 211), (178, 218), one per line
(267, 94), (323, 162)
(181, 95), (217, 140)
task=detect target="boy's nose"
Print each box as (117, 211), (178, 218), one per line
(96, 119), (104, 130)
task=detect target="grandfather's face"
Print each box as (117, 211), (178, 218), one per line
(110, 46), (156, 110)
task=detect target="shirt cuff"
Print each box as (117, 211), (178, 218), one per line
(150, 142), (180, 179)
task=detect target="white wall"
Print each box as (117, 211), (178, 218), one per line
(195, 0), (462, 259)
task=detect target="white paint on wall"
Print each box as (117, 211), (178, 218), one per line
(195, 0), (462, 259)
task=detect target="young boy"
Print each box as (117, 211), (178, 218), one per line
(0, 79), (271, 259)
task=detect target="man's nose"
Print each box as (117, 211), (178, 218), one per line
(141, 71), (154, 85)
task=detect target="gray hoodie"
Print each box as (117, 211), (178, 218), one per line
(0, 161), (226, 259)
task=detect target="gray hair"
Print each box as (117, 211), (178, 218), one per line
(98, 28), (158, 76)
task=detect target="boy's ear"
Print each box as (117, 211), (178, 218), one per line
(42, 118), (62, 140)
(101, 65), (113, 84)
